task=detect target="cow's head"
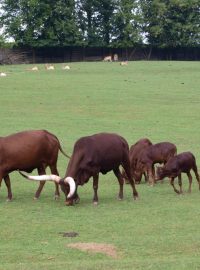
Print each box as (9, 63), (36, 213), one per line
(156, 166), (168, 180)
(132, 170), (142, 184)
(19, 171), (76, 205)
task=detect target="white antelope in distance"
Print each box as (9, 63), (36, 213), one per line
(120, 61), (128, 66)
(62, 64), (70, 70)
(45, 64), (55, 70)
(0, 72), (7, 77)
(103, 56), (112, 62)
(27, 66), (39, 71)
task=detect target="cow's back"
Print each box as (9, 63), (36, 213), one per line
(0, 130), (59, 173)
(146, 142), (177, 163)
(129, 138), (152, 165)
(69, 133), (129, 175)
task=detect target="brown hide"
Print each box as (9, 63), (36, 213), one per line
(122, 138), (152, 183)
(156, 152), (200, 193)
(135, 142), (177, 184)
(60, 133), (138, 204)
(0, 130), (67, 200)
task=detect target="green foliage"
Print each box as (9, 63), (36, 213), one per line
(0, 0), (199, 47)
(141, 0), (200, 47)
(0, 61), (200, 269)
(111, 0), (143, 47)
(1, 0), (84, 47)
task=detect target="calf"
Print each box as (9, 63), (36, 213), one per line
(134, 142), (177, 185)
(156, 152), (200, 194)
(19, 133), (139, 206)
(0, 130), (69, 201)
(122, 138), (152, 184)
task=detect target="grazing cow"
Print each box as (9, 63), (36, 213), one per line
(134, 142), (177, 185)
(0, 130), (69, 201)
(103, 56), (112, 62)
(156, 152), (200, 194)
(122, 138), (153, 184)
(19, 133), (139, 206)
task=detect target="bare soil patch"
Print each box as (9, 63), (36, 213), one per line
(67, 242), (119, 258)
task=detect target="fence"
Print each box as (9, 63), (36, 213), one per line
(0, 46), (199, 64)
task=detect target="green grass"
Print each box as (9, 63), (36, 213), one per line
(0, 61), (200, 270)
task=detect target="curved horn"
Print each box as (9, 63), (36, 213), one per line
(64, 177), (76, 198)
(19, 171), (61, 183)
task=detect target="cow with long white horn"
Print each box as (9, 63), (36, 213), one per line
(0, 130), (70, 201)
(19, 133), (139, 206)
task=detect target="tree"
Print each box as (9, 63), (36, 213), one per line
(0, 0), (84, 47)
(76, 0), (116, 46)
(141, 0), (200, 47)
(75, 0), (100, 46)
(111, 0), (143, 47)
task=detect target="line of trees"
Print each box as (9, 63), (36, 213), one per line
(0, 0), (199, 48)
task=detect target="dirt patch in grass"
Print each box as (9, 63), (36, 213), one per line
(67, 242), (119, 258)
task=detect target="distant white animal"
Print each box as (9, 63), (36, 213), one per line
(0, 72), (7, 77)
(113, 54), (118, 61)
(27, 66), (39, 71)
(62, 65), (70, 70)
(31, 66), (38, 71)
(103, 56), (112, 62)
(120, 61), (128, 66)
(45, 64), (55, 70)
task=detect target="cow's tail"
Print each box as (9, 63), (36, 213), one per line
(46, 130), (71, 159)
(58, 144), (71, 159)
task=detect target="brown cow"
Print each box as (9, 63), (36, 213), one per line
(0, 130), (69, 201)
(19, 133), (139, 206)
(156, 152), (200, 194)
(134, 142), (177, 185)
(122, 138), (153, 184)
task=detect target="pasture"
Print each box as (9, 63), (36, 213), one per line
(0, 61), (200, 270)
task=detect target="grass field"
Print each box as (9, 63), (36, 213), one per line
(0, 61), (200, 270)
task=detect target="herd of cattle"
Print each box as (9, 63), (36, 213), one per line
(0, 130), (199, 206)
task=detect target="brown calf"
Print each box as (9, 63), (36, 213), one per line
(156, 152), (200, 194)
(134, 142), (177, 185)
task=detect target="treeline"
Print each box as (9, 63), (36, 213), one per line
(0, 0), (199, 48)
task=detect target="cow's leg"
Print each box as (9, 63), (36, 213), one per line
(170, 177), (180, 194)
(192, 164), (200, 190)
(187, 172), (192, 193)
(49, 164), (60, 200)
(0, 177), (3, 187)
(93, 174), (99, 205)
(143, 171), (148, 183)
(121, 163), (138, 200)
(4, 175), (12, 201)
(34, 167), (46, 199)
(113, 168), (124, 200)
(178, 174), (183, 194)
(73, 185), (80, 204)
(147, 165), (154, 186)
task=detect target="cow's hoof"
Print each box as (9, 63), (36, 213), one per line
(33, 197), (39, 200)
(54, 195), (60, 200)
(6, 198), (12, 202)
(65, 200), (74, 206)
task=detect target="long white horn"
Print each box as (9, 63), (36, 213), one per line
(64, 177), (76, 198)
(19, 171), (61, 183)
